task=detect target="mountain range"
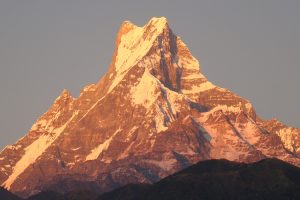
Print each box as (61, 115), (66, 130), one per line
(0, 16), (300, 198)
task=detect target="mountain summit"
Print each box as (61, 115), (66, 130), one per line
(1, 17), (300, 197)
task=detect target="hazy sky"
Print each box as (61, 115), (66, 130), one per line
(0, 0), (299, 149)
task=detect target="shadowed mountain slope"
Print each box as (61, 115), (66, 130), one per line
(97, 158), (300, 200)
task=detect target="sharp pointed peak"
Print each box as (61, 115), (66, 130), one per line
(146, 16), (168, 26)
(61, 89), (71, 96)
(121, 16), (168, 26)
(55, 89), (72, 102)
(117, 16), (170, 35)
(115, 19), (139, 47)
(143, 16), (170, 32)
(112, 17), (173, 73)
(120, 20), (137, 30)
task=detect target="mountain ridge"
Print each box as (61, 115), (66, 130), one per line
(97, 158), (300, 200)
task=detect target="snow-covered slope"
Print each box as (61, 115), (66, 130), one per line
(1, 17), (300, 197)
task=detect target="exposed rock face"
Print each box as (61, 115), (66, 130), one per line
(0, 17), (300, 197)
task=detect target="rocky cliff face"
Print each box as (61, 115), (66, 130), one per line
(0, 17), (300, 197)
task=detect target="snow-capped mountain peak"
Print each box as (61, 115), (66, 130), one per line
(107, 17), (172, 93)
(1, 17), (300, 197)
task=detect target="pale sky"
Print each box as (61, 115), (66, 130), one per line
(0, 0), (299, 149)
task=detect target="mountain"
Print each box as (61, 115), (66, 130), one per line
(0, 16), (300, 197)
(97, 158), (300, 200)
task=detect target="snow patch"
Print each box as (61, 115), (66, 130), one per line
(182, 81), (215, 94)
(78, 97), (105, 123)
(3, 135), (59, 189)
(71, 147), (81, 151)
(276, 128), (296, 152)
(2, 112), (77, 189)
(125, 126), (138, 142)
(130, 69), (160, 108)
(108, 17), (168, 93)
(85, 128), (122, 161)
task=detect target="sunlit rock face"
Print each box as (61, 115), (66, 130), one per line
(0, 17), (300, 197)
